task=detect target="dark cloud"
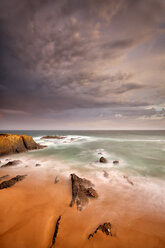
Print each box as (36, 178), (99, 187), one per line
(0, 0), (165, 128)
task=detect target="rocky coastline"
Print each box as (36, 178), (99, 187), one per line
(0, 133), (46, 157)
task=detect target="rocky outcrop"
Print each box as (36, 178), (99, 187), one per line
(99, 157), (107, 163)
(70, 174), (98, 211)
(41, 135), (66, 139)
(50, 216), (61, 248)
(1, 160), (21, 168)
(0, 133), (45, 157)
(0, 175), (27, 190)
(88, 222), (112, 239)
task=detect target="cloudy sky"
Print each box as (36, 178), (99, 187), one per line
(0, 0), (165, 130)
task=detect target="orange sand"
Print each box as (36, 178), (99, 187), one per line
(0, 166), (165, 248)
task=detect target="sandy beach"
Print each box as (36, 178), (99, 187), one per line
(0, 155), (165, 248)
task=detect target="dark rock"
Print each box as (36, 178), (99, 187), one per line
(113, 160), (119, 164)
(99, 157), (107, 163)
(103, 170), (109, 178)
(0, 174), (9, 181)
(35, 163), (41, 167)
(41, 135), (66, 139)
(123, 175), (134, 185)
(1, 160), (21, 168)
(0, 175), (27, 190)
(88, 222), (112, 239)
(0, 133), (46, 157)
(50, 216), (61, 248)
(54, 176), (59, 184)
(70, 174), (98, 211)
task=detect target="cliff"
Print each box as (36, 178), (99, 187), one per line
(0, 133), (45, 156)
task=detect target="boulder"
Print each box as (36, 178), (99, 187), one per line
(113, 160), (119, 164)
(88, 222), (112, 239)
(0, 133), (45, 157)
(1, 160), (21, 168)
(70, 174), (98, 211)
(99, 157), (107, 163)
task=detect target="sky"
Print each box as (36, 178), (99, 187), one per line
(0, 0), (165, 130)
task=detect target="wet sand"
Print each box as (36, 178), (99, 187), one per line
(0, 164), (165, 248)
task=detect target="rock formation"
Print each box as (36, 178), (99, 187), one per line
(88, 222), (112, 239)
(113, 160), (119, 164)
(0, 133), (45, 156)
(0, 175), (27, 190)
(1, 160), (21, 168)
(99, 157), (107, 163)
(41, 135), (66, 139)
(70, 174), (98, 211)
(50, 216), (61, 248)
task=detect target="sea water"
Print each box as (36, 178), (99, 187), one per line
(1, 130), (165, 180)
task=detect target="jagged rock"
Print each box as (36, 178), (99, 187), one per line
(113, 160), (119, 164)
(41, 135), (66, 139)
(1, 160), (21, 168)
(88, 222), (112, 239)
(35, 163), (41, 167)
(0, 175), (27, 189)
(50, 216), (61, 248)
(70, 174), (98, 211)
(99, 157), (107, 163)
(0, 133), (45, 157)
(103, 170), (109, 178)
(123, 175), (134, 185)
(54, 176), (59, 184)
(0, 174), (9, 181)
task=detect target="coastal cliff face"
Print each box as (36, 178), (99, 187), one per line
(0, 134), (44, 156)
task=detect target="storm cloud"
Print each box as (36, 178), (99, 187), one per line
(0, 0), (165, 129)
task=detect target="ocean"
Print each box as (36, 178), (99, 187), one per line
(1, 130), (165, 180)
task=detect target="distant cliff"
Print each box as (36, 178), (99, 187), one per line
(0, 134), (45, 156)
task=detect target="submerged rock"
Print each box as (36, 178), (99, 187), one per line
(99, 157), (107, 163)
(103, 170), (109, 178)
(35, 163), (41, 167)
(1, 160), (21, 168)
(123, 175), (134, 185)
(113, 160), (119, 164)
(41, 135), (66, 139)
(70, 174), (98, 211)
(54, 176), (59, 184)
(0, 133), (45, 157)
(0, 175), (27, 190)
(88, 222), (112, 239)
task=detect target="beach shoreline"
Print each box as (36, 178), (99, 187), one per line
(0, 155), (165, 248)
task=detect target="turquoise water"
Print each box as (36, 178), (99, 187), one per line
(1, 130), (165, 179)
